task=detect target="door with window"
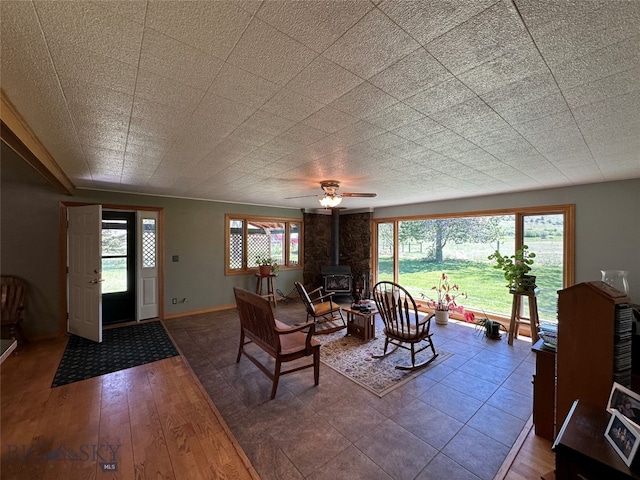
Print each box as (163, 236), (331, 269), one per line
(101, 211), (136, 325)
(138, 211), (159, 320)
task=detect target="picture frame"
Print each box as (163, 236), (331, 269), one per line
(605, 409), (640, 467)
(607, 382), (640, 430)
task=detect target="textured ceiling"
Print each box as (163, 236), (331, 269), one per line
(1, 0), (639, 210)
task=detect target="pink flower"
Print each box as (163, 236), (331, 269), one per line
(424, 272), (467, 312)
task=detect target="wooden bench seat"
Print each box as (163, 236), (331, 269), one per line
(234, 287), (320, 399)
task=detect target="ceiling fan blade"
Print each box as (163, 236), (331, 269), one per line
(284, 194), (320, 199)
(341, 192), (377, 197)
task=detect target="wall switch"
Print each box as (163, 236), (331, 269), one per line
(172, 298), (177, 304)
(172, 255), (179, 262)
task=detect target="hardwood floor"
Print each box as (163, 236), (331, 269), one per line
(1, 332), (555, 479)
(0, 336), (257, 480)
(504, 429), (555, 480)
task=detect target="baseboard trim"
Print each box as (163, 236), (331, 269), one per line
(163, 304), (236, 320)
(495, 414), (533, 479)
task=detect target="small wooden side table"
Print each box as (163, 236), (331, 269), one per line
(255, 273), (276, 308)
(343, 305), (377, 342)
(508, 289), (540, 345)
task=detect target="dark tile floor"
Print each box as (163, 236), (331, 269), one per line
(164, 301), (535, 480)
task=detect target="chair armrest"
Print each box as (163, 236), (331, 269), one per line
(311, 292), (335, 304)
(274, 320), (315, 334)
(418, 313), (435, 325)
(308, 286), (324, 297)
(275, 321), (316, 351)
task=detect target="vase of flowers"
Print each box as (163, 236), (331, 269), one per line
(487, 245), (536, 293)
(255, 255), (279, 276)
(422, 272), (466, 325)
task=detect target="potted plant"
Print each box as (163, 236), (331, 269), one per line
(487, 245), (536, 293)
(422, 272), (466, 325)
(464, 312), (502, 339)
(255, 255), (279, 276)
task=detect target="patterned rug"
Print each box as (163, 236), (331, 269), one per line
(316, 330), (453, 397)
(52, 321), (179, 387)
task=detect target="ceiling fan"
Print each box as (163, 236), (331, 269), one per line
(286, 180), (377, 208)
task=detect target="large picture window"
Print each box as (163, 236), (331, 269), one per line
(226, 214), (302, 275)
(374, 205), (574, 322)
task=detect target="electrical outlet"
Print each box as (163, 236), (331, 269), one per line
(172, 298), (177, 304)
(172, 255), (179, 262)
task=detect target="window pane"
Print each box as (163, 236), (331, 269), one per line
(377, 222), (394, 282)
(142, 218), (156, 268)
(226, 215), (303, 274)
(523, 214), (564, 322)
(102, 257), (127, 293)
(375, 210), (568, 321)
(229, 219), (244, 269)
(248, 222), (285, 266)
(289, 223), (300, 265)
(393, 215), (517, 314)
(102, 222), (127, 256)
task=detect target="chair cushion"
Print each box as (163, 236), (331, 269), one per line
(275, 319), (319, 355)
(314, 302), (338, 316)
(385, 324), (426, 340)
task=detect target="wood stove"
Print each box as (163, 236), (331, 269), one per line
(322, 265), (352, 296)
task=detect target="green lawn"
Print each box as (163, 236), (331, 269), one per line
(377, 257), (562, 321)
(102, 258), (127, 294)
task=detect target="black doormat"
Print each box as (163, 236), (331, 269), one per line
(52, 321), (179, 387)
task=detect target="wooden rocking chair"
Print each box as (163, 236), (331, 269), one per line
(294, 282), (346, 334)
(372, 281), (438, 370)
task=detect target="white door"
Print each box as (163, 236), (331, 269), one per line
(137, 211), (159, 320)
(68, 204), (102, 342)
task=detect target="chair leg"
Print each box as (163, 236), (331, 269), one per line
(410, 343), (416, 368)
(236, 330), (245, 363)
(271, 359), (282, 399)
(313, 347), (320, 386)
(15, 323), (28, 344)
(373, 337), (393, 359)
(7, 324), (16, 342)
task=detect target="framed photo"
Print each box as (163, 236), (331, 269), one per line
(607, 382), (640, 430)
(605, 409), (640, 467)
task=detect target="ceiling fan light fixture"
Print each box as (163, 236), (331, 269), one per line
(319, 195), (342, 208)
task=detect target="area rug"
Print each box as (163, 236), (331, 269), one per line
(52, 321), (179, 387)
(316, 330), (453, 397)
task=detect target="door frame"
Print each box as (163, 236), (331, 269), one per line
(101, 209), (137, 326)
(58, 201), (165, 336)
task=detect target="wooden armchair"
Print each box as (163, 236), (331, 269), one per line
(294, 282), (346, 334)
(1, 276), (28, 343)
(372, 281), (438, 370)
(233, 287), (320, 399)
